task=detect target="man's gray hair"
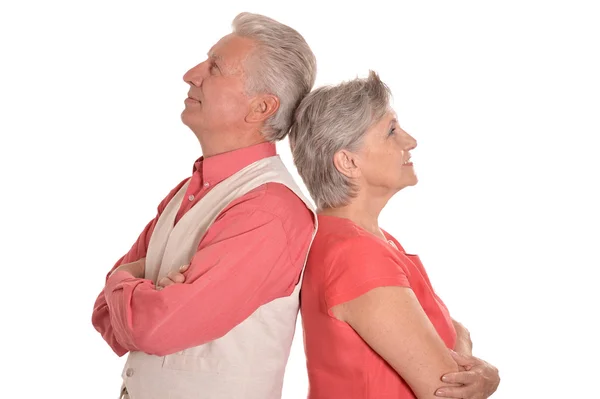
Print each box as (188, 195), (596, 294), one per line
(289, 71), (392, 209)
(232, 12), (317, 142)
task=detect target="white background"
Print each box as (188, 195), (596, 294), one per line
(1, 1), (599, 398)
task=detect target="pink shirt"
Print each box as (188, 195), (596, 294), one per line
(92, 142), (314, 356)
(301, 215), (456, 399)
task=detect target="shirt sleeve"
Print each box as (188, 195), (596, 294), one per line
(102, 189), (314, 357)
(324, 237), (411, 310)
(92, 258), (139, 356)
(91, 178), (189, 356)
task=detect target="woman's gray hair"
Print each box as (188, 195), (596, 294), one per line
(232, 12), (317, 142)
(289, 71), (392, 209)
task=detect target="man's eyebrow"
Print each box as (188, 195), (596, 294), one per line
(207, 52), (224, 62)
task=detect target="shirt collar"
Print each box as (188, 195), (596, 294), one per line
(192, 142), (277, 186)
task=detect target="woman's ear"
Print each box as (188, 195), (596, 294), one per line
(333, 149), (361, 179)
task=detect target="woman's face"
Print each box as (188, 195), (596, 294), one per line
(356, 110), (418, 194)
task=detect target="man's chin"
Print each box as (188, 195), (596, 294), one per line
(181, 112), (206, 136)
(180, 109), (196, 126)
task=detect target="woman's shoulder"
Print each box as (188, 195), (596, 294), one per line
(316, 214), (370, 240)
(312, 215), (394, 257)
(307, 217), (414, 303)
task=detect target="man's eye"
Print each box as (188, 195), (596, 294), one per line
(388, 127), (396, 136)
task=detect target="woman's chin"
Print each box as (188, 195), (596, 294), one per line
(396, 177), (418, 191)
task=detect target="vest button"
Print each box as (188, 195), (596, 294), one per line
(125, 368), (134, 377)
(188, 194), (195, 201)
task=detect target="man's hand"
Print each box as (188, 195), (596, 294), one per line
(435, 351), (500, 399)
(156, 264), (189, 290)
(110, 258), (146, 279)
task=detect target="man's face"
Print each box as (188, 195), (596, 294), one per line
(181, 34), (256, 137)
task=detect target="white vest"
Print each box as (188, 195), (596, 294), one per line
(120, 156), (317, 399)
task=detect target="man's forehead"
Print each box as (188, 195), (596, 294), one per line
(208, 35), (255, 61)
(207, 39), (226, 60)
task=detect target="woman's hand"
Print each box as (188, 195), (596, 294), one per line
(436, 351), (500, 399)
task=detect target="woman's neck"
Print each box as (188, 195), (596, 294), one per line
(320, 193), (390, 240)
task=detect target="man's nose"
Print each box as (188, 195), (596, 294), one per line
(183, 61), (208, 87)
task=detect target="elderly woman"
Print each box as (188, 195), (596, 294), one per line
(289, 72), (500, 399)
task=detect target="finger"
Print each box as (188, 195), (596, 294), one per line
(157, 276), (176, 288)
(167, 271), (186, 283)
(442, 370), (478, 385)
(450, 350), (476, 367)
(179, 264), (190, 272)
(435, 385), (475, 398)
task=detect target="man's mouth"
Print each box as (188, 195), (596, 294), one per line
(185, 96), (201, 104)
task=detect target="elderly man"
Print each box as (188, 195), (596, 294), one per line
(92, 12), (317, 399)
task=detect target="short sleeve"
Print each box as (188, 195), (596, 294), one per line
(323, 237), (411, 310)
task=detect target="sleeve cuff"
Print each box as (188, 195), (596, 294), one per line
(325, 276), (411, 311)
(104, 270), (139, 298)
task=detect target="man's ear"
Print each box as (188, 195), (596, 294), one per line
(245, 94), (280, 123)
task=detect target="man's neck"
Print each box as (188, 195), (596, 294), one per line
(197, 132), (268, 158)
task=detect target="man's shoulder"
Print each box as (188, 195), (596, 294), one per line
(224, 182), (313, 224)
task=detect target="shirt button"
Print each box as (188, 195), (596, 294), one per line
(125, 368), (134, 377)
(188, 194), (195, 201)
(203, 182), (210, 187)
